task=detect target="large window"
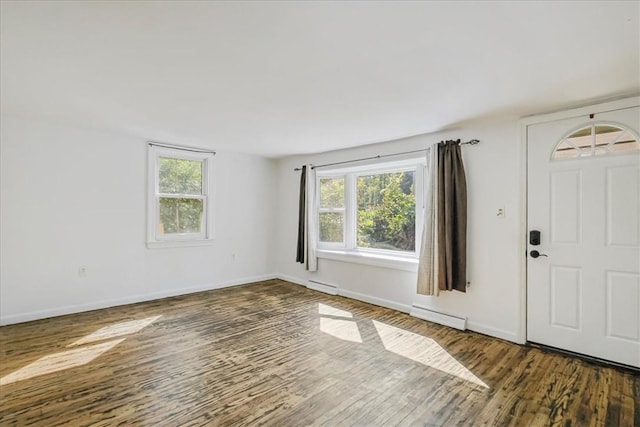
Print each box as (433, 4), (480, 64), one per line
(147, 145), (214, 247)
(317, 157), (425, 259)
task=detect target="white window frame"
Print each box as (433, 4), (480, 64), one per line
(317, 174), (347, 250)
(316, 156), (426, 270)
(146, 145), (215, 248)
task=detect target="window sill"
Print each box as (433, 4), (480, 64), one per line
(147, 239), (214, 249)
(317, 249), (418, 272)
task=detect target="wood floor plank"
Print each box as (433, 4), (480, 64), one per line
(1, 280), (638, 426)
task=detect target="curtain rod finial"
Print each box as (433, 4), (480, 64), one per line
(460, 139), (480, 145)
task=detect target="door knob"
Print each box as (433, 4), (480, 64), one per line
(530, 250), (548, 258)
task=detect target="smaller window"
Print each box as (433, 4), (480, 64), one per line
(552, 123), (640, 160)
(147, 145), (214, 248)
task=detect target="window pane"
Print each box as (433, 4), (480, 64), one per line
(159, 157), (203, 195)
(320, 177), (345, 208)
(319, 212), (344, 243)
(554, 140), (580, 159)
(357, 171), (415, 252)
(565, 130), (592, 149)
(553, 124), (640, 159)
(594, 125), (623, 137)
(158, 198), (204, 235)
(610, 132), (640, 153)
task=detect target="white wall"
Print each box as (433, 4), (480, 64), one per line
(275, 120), (524, 343)
(0, 115), (277, 324)
(1, 114), (525, 343)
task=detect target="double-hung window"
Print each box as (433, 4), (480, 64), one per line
(147, 145), (214, 248)
(316, 156), (426, 267)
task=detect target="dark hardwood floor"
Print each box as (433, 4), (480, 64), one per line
(0, 279), (638, 426)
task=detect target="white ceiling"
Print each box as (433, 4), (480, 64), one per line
(1, 1), (638, 158)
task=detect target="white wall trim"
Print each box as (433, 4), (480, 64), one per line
(410, 305), (466, 330)
(276, 273), (412, 313)
(276, 273), (306, 286)
(466, 320), (522, 344)
(518, 119), (529, 345)
(276, 274), (521, 343)
(520, 96), (640, 126)
(13, 269), (520, 343)
(0, 273), (278, 326)
(338, 289), (412, 314)
(307, 279), (338, 295)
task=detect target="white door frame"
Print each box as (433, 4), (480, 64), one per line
(518, 96), (640, 346)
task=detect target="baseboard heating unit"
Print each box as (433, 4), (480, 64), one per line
(307, 280), (338, 295)
(410, 304), (467, 330)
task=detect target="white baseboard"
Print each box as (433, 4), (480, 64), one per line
(0, 273), (278, 326)
(275, 273), (411, 314)
(275, 273), (306, 286)
(274, 277), (521, 344)
(410, 305), (467, 330)
(466, 320), (521, 344)
(338, 289), (412, 314)
(41, 271), (517, 346)
(307, 280), (338, 295)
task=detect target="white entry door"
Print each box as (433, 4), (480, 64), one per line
(527, 102), (640, 368)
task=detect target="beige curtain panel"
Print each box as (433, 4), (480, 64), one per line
(416, 147), (437, 295)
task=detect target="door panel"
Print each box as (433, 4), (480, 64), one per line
(550, 170), (581, 244)
(606, 166), (639, 247)
(606, 271), (639, 341)
(527, 104), (640, 367)
(549, 266), (581, 329)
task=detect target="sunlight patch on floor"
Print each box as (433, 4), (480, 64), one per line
(0, 339), (125, 386)
(69, 315), (162, 346)
(320, 317), (363, 343)
(2, 315), (162, 386)
(318, 303), (353, 318)
(373, 320), (488, 388)
(318, 303), (361, 342)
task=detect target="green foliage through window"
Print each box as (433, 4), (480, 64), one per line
(357, 172), (415, 251)
(159, 157), (203, 194)
(159, 198), (203, 234)
(158, 156), (204, 235)
(319, 177), (345, 243)
(320, 178), (344, 208)
(317, 169), (416, 252)
(319, 212), (344, 242)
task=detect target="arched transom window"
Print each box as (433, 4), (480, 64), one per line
(552, 123), (640, 160)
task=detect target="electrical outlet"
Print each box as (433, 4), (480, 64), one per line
(78, 266), (87, 277)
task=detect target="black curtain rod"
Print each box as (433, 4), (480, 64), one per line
(148, 141), (216, 155)
(294, 139), (479, 171)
